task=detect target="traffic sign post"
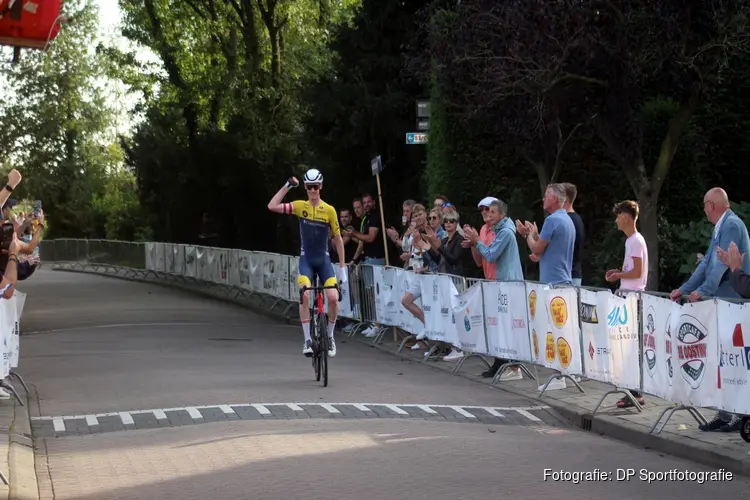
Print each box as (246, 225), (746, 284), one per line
(406, 132), (427, 144)
(370, 155), (390, 266)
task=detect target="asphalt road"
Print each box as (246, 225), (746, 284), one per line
(17, 270), (750, 499)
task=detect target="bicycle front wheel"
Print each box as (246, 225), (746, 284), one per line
(318, 312), (328, 387)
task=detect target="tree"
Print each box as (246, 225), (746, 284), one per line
(423, 0), (750, 288)
(0, 0), (124, 237)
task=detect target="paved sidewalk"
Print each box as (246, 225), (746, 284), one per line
(51, 264), (750, 478)
(0, 385), (38, 500)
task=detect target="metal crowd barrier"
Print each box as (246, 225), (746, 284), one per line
(40, 238), (750, 436)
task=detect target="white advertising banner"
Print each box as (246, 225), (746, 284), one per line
(1, 298), (13, 378)
(371, 266), (385, 323)
(184, 246), (197, 278)
(145, 242), (156, 271)
(174, 245), (185, 276)
(670, 300), (719, 408)
(338, 267), (354, 319)
(581, 291), (640, 389)
(527, 284), (581, 375)
(452, 282), (487, 354)
(580, 288), (607, 382)
(154, 243), (166, 273)
(483, 281), (531, 361)
(420, 274), (459, 345)
(164, 244), (175, 274)
(716, 300), (750, 415)
(641, 294), (678, 400)
(249, 252), (263, 292)
(196, 247), (208, 281)
(378, 268), (400, 326)
(396, 269), (424, 336)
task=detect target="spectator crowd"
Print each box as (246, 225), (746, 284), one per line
(329, 183), (750, 435)
(0, 169), (46, 400)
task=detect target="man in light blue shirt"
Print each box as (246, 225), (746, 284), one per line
(516, 183), (576, 284)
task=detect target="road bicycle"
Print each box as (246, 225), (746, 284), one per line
(299, 277), (341, 387)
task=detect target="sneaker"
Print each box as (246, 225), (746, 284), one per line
(364, 327), (379, 338)
(720, 416), (742, 432)
(699, 415), (725, 432)
(0, 388), (10, 400)
(499, 367), (522, 381)
(302, 340), (313, 357)
(342, 323), (355, 333)
(442, 349), (464, 362)
(361, 325), (375, 335)
(538, 377), (567, 391)
(410, 343), (422, 351)
(328, 338), (337, 358)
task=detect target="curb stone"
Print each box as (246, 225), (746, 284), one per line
(7, 386), (38, 500)
(48, 265), (750, 478)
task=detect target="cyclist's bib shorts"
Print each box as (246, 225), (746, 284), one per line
(281, 199), (340, 288)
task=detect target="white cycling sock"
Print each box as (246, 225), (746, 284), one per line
(302, 321), (311, 343)
(327, 320), (336, 339)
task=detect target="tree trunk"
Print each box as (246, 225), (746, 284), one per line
(636, 188), (660, 291)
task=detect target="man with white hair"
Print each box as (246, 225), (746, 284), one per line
(673, 187), (750, 432)
(516, 183), (575, 285)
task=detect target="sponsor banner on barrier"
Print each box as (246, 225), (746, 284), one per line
(1, 293), (24, 377)
(527, 284), (581, 375)
(420, 273), (459, 345)
(196, 247), (208, 281)
(396, 269), (424, 335)
(670, 300), (719, 408)
(581, 290), (640, 389)
(184, 246), (197, 278)
(372, 266), (385, 323)
(483, 281), (531, 361)
(248, 253), (263, 292)
(174, 245), (185, 276)
(717, 300), (750, 415)
(237, 251), (251, 288)
(146, 242), (156, 271)
(165, 243), (175, 274)
(452, 282), (487, 354)
(338, 267), (354, 318)
(641, 294), (678, 400)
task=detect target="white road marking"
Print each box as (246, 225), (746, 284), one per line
(251, 404), (271, 415)
(185, 407), (203, 419)
(31, 403), (550, 431)
(514, 408), (542, 422)
(449, 406), (477, 419)
(415, 405), (438, 414)
(483, 408), (506, 418)
(317, 403), (341, 414)
(351, 404), (372, 412)
(52, 417), (65, 432)
(119, 412), (135, 425)
(383, 404), (409, 415)
(218, 405), (235, 415)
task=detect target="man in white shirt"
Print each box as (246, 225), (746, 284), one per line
(605, 200), (648, 408)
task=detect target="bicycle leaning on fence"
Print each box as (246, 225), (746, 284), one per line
(299, 278), (341, 387)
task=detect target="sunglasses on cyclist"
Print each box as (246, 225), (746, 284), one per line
(305, 184), (321, 191)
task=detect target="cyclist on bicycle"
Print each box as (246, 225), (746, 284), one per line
(267, 168), (347, 358)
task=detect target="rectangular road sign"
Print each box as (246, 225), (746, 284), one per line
(406, 132), (427, 144)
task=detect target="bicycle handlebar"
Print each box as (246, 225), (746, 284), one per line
(299, 283), (343, 304)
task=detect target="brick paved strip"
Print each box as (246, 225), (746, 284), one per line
(30, 403), (555, 437)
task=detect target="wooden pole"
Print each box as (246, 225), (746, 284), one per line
(375, 171), (390, 267)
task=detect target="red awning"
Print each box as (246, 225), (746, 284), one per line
(0, 0), (63, 50)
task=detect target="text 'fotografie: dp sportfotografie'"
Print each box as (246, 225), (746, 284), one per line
(543, 468), (733, 484)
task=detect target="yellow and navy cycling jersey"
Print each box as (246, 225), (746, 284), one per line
(281, 199), (340, 258)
